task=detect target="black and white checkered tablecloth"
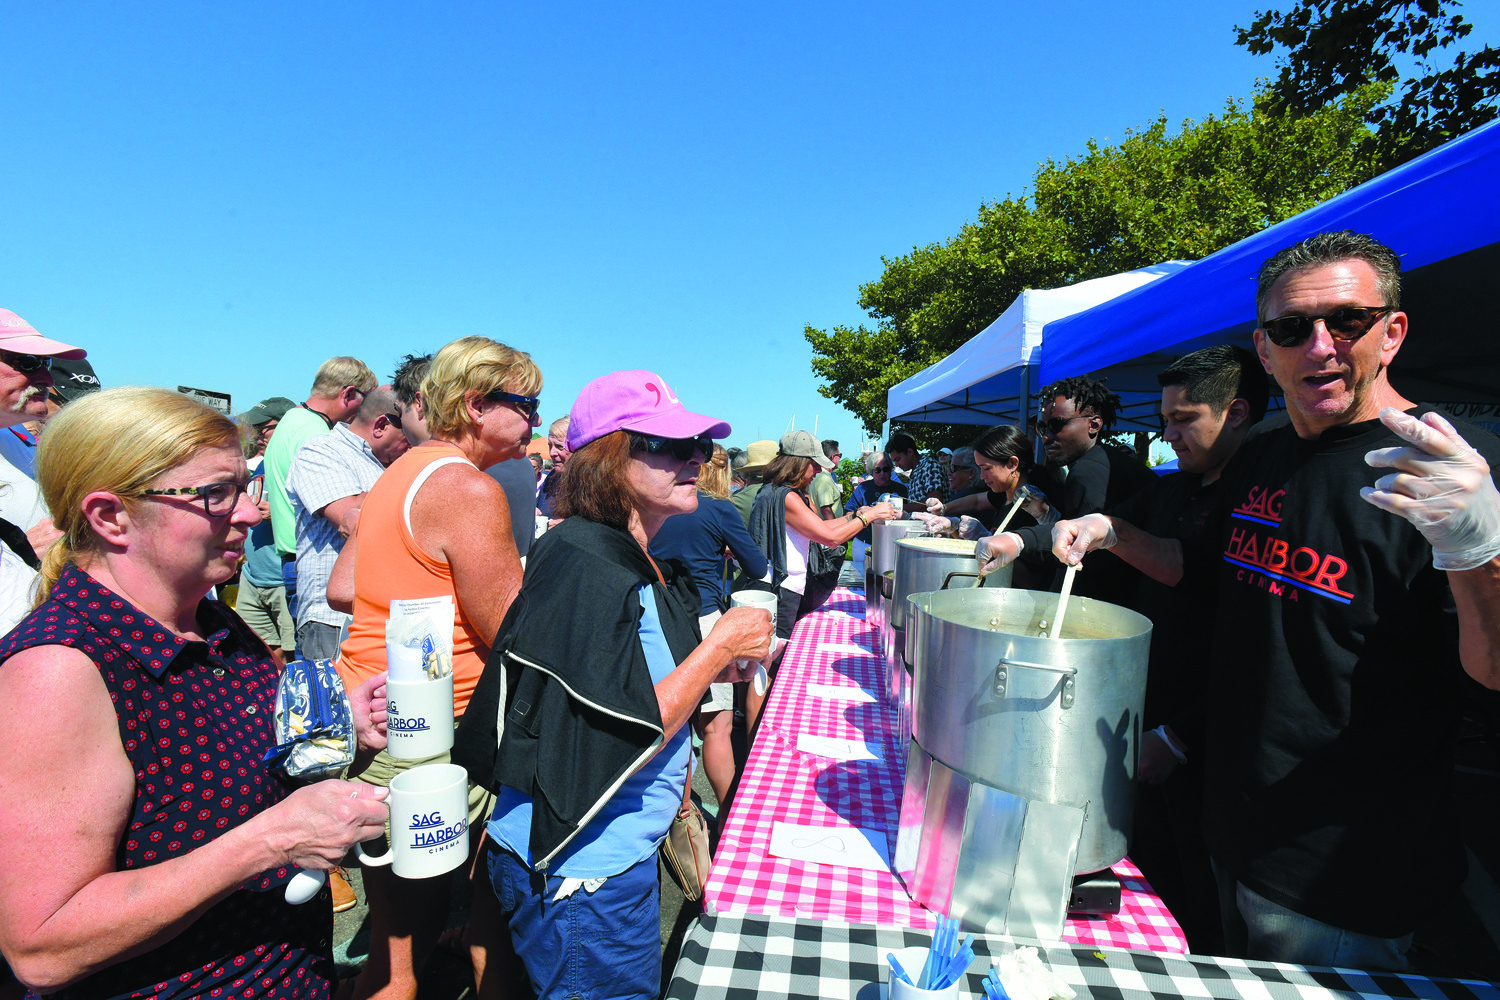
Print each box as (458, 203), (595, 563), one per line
(665, 914), (1500, 1000)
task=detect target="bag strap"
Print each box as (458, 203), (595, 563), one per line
(643, 549), (695, 808)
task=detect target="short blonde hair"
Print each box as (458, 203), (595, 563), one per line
(422, 336), (543, 439)
(310, 356), (377, 397)
(698, 444), (730, 500)
(34, 387), (240, 602)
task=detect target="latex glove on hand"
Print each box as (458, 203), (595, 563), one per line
(1362, 407), (1500, 571)
(1051, 513), (1117, 567)
(975, 533), (1023, 576)
(924, 497), (945, 515)
(1136, 729), (1182, 785)
(956, 515), (989, 541)
(910, 511), (954, 534)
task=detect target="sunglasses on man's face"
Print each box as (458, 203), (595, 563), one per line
(0, 350), (53, 374)
(1260, 306), (1392, 348)
(631, 433), (712, 462)
(873, 465), (892, 474)
(1040, 413), (1087, 437)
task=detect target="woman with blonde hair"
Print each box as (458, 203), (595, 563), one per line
(649, 443), (769, 807)
(0, 387), (390, 999)
(336, 335), (540, 1000)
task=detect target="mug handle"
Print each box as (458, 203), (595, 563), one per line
(356, 838), (394, 867)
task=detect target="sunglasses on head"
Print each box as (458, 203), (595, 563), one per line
(0, 350), (53, 374)
(1261, 306), (1392, 348)
(486, 389), (541, 423)
(630, 433), (712, 462)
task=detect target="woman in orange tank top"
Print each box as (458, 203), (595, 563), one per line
(334, 336), (541, 1000)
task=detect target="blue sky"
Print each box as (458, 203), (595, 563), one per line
(3, 3), (1492, 455)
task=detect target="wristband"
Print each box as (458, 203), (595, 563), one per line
(1152, 725), (1187, 763)
(854, 511), (869, 526)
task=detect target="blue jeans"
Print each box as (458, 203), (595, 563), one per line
(486, 844), (662, 1000)
(1213, 859), (1412, 971)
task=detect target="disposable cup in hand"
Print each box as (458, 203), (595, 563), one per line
(355, 763), (469, 880)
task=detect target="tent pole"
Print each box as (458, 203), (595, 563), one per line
(1019, 364), (1030, 433)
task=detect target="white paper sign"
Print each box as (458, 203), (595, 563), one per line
(796, 733), (882, 761)
(807, 683), (877, 703)
(768, 822), (891, 872)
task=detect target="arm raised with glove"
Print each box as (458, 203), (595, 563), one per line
(1362, 407), (1500, 689)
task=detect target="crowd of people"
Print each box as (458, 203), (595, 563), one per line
(0, 227), (1497, 999)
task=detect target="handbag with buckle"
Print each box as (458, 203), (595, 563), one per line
(660, 755), (713, 901)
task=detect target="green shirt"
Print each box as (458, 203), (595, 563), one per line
(263, 406), (334, 555)
(730, 483), (762, 529)
(809, 471), (842, 514)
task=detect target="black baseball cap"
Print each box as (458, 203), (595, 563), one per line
(48, 357), (102, 403)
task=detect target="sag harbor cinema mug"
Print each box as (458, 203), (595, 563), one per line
(384, 672), (456, 760)
(356, 763), (471, 879)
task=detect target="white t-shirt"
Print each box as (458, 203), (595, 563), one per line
(0, 432), (47, 531)
(0, 541), (39, 638)
(782, 522), (810, 596)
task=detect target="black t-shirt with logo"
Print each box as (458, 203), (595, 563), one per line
(1187, 407), (1500, 937)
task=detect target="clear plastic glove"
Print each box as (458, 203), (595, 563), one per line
(1051, 513), (1117, 566)
(924, 497), (944, 515)
(957, 515), (989, 540)
(1362, 407), (1500, 571)
(910, 511), (954, 534)
(975, 532), (1023, 575)
(1136, 730), (1181, 785)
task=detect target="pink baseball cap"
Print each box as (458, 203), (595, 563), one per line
(0, 309), (86, 360)
(568, 370), (731, 452)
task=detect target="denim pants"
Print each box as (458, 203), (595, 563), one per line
(1213, 858), (1412, 971)
(486, 843), (662, 1000)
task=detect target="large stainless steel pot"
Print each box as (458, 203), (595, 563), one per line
(905, 587), (1150, 874)
(889, 537), (1012, 634)
(866, 521), (929, 629)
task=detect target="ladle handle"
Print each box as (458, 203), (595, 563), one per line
(994, 657), (1078, 709)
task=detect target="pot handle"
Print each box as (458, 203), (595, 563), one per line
(941, 571), (982, 590)
(995, 658), (1077, 709)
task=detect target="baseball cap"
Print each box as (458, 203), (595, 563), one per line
(243, 396), (296, 426)
(48, 357), (102, 403)
(568, 370), (731, 452)
(0, 309), (86, 360)
(779, 430), (833, 470)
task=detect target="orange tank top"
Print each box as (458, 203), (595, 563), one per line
(336, 443), (489, 716)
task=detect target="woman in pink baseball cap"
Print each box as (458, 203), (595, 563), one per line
(455, 370), (774, 999)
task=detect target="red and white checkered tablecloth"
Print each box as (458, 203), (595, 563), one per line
(704, 588), (1188, 955)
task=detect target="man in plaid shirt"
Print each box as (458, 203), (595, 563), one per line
(886, 431), (947, 504)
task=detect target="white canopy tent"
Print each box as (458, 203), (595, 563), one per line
(884, 261), (1191, 428)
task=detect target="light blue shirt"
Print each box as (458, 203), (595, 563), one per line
(487, 584), (691, 877)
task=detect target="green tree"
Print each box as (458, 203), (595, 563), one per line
(806, 85), (1382, 437)
(1236, 0), (1500, 171)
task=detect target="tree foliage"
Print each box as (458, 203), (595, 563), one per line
(1236, 0), (1500, 170)
(806, 85), (1383, 438)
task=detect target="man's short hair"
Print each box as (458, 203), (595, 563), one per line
(1038, 376), (1121, 431)
(310, 357), (378, 398)
(1158, 344), (1270, 423)
(354, 385), (401, 425)
(1256, 230), (1402, 321)
(391, 354), (432, 406)
(885, 433), (916, 456)
(549, 416), (570, 437)
(821, 439), (840, 461)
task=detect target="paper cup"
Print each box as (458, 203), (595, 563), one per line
(356, 763), (470, 880)
(887, 946), (961, 1000)
(386, 673), (455, 760)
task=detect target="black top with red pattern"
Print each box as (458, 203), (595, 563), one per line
(0, 567), (333, 1000)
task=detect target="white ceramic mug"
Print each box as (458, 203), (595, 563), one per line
(887, 946), (961, 1000)
(730, 590), (778, 695)
(385, 673), (455, 760)
(355, 763), (470, 879)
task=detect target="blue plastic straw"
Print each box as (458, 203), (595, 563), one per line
(887, 954), (914, 986)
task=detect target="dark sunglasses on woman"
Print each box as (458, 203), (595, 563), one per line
(630, 433), (712, 462)
(1260, 306), (1392, 348)
(485, 389), (541, 423)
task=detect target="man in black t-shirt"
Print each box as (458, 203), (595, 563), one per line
(1052, 231), (1500, 970)
(1107, 345), (1268, 955)
(974, 376), (1156, 608)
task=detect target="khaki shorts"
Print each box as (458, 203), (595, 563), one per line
(351, 738), (497, 852)
(698, 611), (734, 713)
(235, 578), (295, 651)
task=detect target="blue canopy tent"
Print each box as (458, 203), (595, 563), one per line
(885, 262), (1190, 428)
(1038, 120), (1500, 431)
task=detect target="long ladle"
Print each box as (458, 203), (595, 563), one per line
(1049, 562), (1080, 639)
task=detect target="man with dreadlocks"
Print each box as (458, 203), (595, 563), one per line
(976, 374), (1155, 607)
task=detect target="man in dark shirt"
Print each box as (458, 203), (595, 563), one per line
(976, 376), (1156, 607)
(1106, 344), (1268, 955)
(1052, 231), (1500, 970)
